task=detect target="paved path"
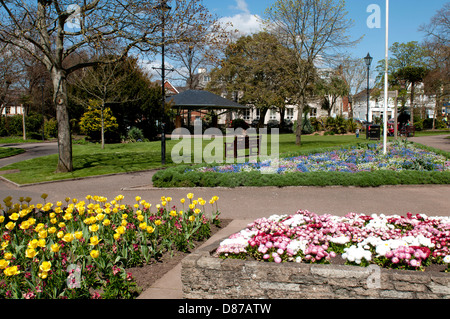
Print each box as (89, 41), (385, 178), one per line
(0, 142), (58, 168)
(0, 135), (449, 299)
(409, 134), (450, 152)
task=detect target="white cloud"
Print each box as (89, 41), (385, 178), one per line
(232, 0), (250, 14)
(219, 0), (263, 35)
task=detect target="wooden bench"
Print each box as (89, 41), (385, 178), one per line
(400, 126), (415, 137)
(224, 135), (260, 159)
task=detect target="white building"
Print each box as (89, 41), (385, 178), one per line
(1, 104), (25, 116)
(352, 83), (438, 123)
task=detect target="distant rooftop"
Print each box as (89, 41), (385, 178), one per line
(166, 90), (249, 110)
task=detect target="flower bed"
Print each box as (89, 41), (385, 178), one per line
(0, 193), (220, 299)
(195, 142), (450, 174)
(152, 142), (450, 188)
(215, 210), (450, 272)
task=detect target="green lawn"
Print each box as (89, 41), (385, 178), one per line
(0, 147), (25, 159)
(0, 133), (375, 184)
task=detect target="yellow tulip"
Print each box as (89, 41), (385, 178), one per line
(20, 221), (31, 230)
(180, 198), (185, 204)
(135, 196), (141, 202)
(102, 219), (111, 226)
(38, 239), (46, 247)
(115, 226), (125, 235)
(4, 252), (12, 260)
(40, 261), (52, 273)
(89, 224), (99, 232)
(9, 213), (19, 221)
(187, 193), (194, 199)
(155, 220), (161, 226)
(0, 216), (4, 223)
(51, 243), (60, 253)
(48, 227), (56, 234)
(25, 248), (37, 258)
(57, 231), (64, 239)
(38, 230), (48, 239)
(89, 236), (100, 246)
(189, 215), (195, 222)
(146, 226), (155, 234)
(169, 210), (177, 217)
(74, 231), (83, 240)
(90, 250), (99, 259)
(35, 223), (45, 232)
(0, 259), (9, 269)
(62, 233), (74, 243)
(28, 239), (39, 249)
(139, 222), (147, 230)
(113, 233), (121, 240)
(4, 265), (20, 276)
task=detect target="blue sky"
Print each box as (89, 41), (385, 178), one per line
(205, 0), (447, 73)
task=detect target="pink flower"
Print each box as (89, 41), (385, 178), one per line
(274, 256), (282, 263)
(392, 257), (399, 264)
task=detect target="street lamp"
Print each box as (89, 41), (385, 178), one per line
(155, 0), (171, 165)
(364, 52), (373, 124)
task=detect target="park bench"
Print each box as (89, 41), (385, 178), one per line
(224, 135), (260, 159)
(400, 126), (415, 137)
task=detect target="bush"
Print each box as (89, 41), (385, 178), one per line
(44, 118), (58, 138)
(127, 126), (145, 142)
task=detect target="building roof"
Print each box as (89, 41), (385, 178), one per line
(166, 89), (249, 110)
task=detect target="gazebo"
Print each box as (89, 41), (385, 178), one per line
(166, 89), (249, 128)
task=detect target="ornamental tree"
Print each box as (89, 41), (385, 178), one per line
(264, 0), (359, 145)
(0, 0), (216, 172)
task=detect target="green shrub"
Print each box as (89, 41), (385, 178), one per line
(44, 118), (58, 138)
(127, 126), (145, 142)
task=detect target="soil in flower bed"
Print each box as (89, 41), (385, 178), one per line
(127, 219), (232, 293)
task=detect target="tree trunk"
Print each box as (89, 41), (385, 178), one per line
(101, 103), (105, 150)
(295, 104), (304, 145)
(52, 68), (73, 173)
(410, 82), (415, 125)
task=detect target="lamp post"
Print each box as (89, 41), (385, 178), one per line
(364, 53), (373, 124)
(156, 0), (171, 165)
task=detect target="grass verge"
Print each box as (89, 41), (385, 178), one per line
(0, 147), (25, 159)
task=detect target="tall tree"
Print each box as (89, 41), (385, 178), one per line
(264, 0), (359, 145)
(375, 41), (429, 125)
(315, 70), (349, 117)
(0, 0), (213, 172)
(207, 32), (295, 128)
(420, 3), (449, 128)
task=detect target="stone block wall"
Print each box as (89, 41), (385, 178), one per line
(181, 240), (450, 299)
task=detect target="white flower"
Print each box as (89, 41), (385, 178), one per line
(443, 255), (450, 264)
(342, 245), (372, 264)
(330, 235), (350, 245)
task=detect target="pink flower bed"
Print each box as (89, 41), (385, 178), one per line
(215, 210), (450, 272)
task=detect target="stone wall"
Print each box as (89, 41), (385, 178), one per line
(181, 240), (450, 299)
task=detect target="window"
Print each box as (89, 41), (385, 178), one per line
(270, 109), (277, 120)
(243, 109), (251, 120)
(286, 108), (294, 120)
(310, 108), (317, 117)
